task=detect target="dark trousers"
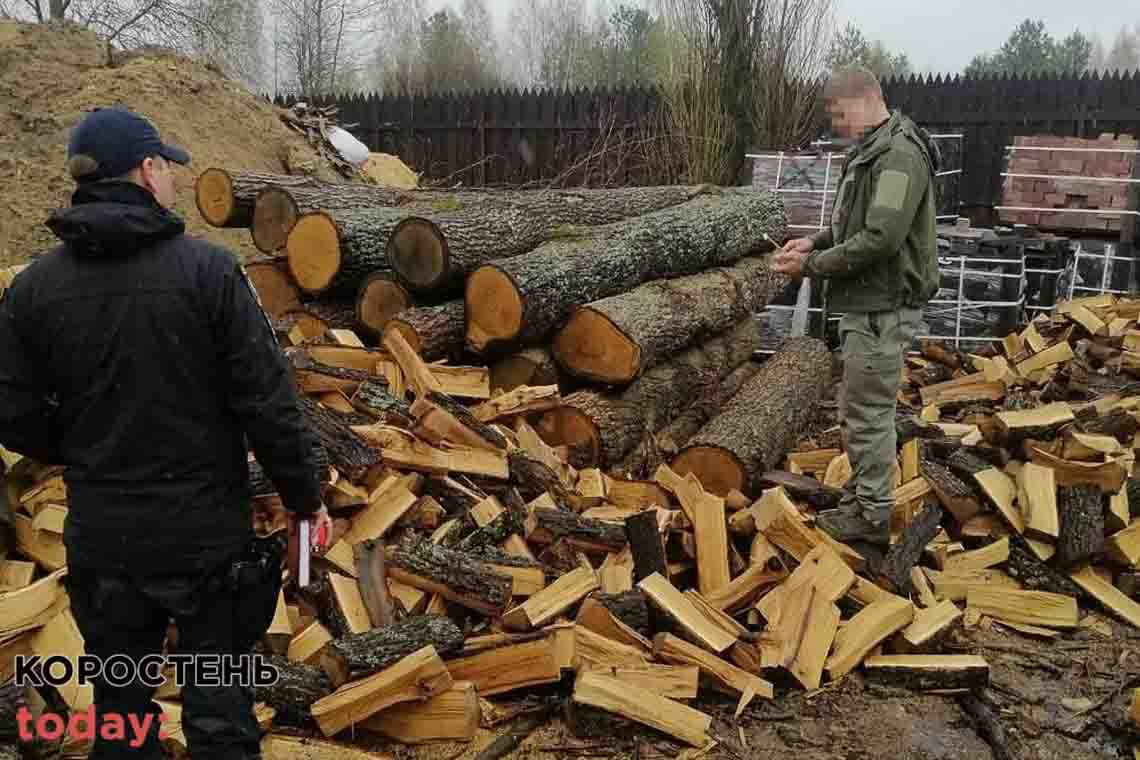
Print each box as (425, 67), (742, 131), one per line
(65, 563), (263, 760)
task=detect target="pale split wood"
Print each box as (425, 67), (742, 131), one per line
(966, 587), (1079, 629)
(502, 566), (599, 631)
(824, 596), (915, 679)
(637, 572), (737, 653)
(572, 670), (712, 747)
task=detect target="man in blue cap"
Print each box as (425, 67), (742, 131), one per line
(0, 107), (331, 758)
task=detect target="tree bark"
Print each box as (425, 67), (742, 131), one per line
(299, 299), (360, 332)
(351, 380), (413, 425)
(299, 394), (380, 481)
(384, 301), (466, 361)
(529, 508), (628, 552)
(465, 190), (785, 353)
(596, 590), (650, 637)
(323, 616), (464, 686)
(254, 655), (333, 726)
(754, 471), (843, 510)
(252, 183), (424, 252)
(0, 679), (19, 742)
(542, 319), (758, 470)
(388, 186), (712, 294)
(625, 510), (668, 583)
(553, 257), (786, 385)
(672, 337), (831, 496)
(388, 538), (514, 616)
(1055, 485), (1106, 568)
(286, 208), (443, 297)
(877, 504), (945, 595)
(196, 169), (323, 228)
(1005, 538), (1087, 599)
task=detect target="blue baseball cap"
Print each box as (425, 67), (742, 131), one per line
(67, 107), (190, 183)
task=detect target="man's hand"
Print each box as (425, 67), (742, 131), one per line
(309, 506), (332, 553)
(772, 250), (808, 278)
(782, 237), (815, 255)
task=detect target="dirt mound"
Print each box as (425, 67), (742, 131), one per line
(0, 20), (340, 266)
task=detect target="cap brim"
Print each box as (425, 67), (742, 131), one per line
(160, 143), (190, 166)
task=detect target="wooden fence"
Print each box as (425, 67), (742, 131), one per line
(281, 71), (1140, 212)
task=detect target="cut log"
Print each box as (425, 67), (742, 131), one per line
(581, 664), (699, 700)
(637, 572), (736, 653)
(299, 395), (379, 481)
(310, 645), (452, 736)
(673, 337), (831, 496)
(1069, 565), (1140, 628)
(594, 590), (650, 636)
(966, 588), (1079, 628)
(572, 671), (712, 748)
(301, 570), (371, 639)
(382, 300), (465, 361)
(545, 319), (758, 469)
(755, 470), (843, 510)
(196, 169), (321, 228)
(863, 655), (989, 692)
(411, 391), (507, 452)
(490, 348), (563, 396)
(625, 509), (668, 583)
(354, 273), (413, 338)
(363, 680), (480, 743)
(920, 459), (982, 523)
(245, 257), (302, 317)
(996, 402), (1074, 446)
(352, 424), (509, 479)
(927, 568), (1020, 602)
(943, 538), (1010, 572)
(254, 655), (334, 726)
(576, 597), (652, 648)
(445, 638), (562, 696)
(526, 508), (627, 553)
(553, 257), (785, 385)
(288, 621), (333, 666)
(1107, 521), (1140, 567)
(1029, 448), (1128, 493)
(350, 380), (412, 425)
(825, 596), (915, 679)
(321, 616), (464, 687)
(703, 563), (787, 613)
(877, 503), (944, 595)
(1056, 485), (1105, 567)
(1005, 541), (1085, 597)
(1018, 462), (1058, 539)
(652, 632), (773, 700)
(342, 484), (418, 545)
(287, 209), (443, 296)
(574, 623), (650, 668)
(466, 190), (784, 352)
(387, 539), (513, 616)
(502, 566), (599, 631)
(899, 599), (963, 651)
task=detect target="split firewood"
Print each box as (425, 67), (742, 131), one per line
(321, 616), (464, 687)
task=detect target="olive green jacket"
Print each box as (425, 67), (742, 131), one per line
(803, 111), (940, 313)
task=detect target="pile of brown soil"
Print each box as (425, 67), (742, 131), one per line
(0, 20), (340, 266)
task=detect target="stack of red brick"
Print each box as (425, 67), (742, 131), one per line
(1000, 133), (1138, 233)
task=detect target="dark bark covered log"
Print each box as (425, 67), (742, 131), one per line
(1005, 539), (1087, 599)
(390, 186), (710, 295)
(896, 416), (946, 444)
(458, 511), (524, 553)
(424, 477), (482, 516)
(245, 256), (302, 317)
(596, 590), (650, 636)
(625, 509), (667, 583)
(529, 508), (627, 552)
(755, 471), (843, 510)
(864, 658), (989, 692)
(959, 691), (1016, 760)
(422, 391), (508, 450)
(922, 439), (1008, 470)
(672, 337), (831, 497)
(508, 449), (580, 509)
(299, 299), (361, 333)
(286, 208), (443, 296)
(1077, 407), (1140, 444)
(297, 569), (360, 639)
(1129, 478), (1140, 520)
(552, 257), (787, 385)
(388, 537), (513, 616)
(354, 273), (412, 338)
(298, 395), (380, 481)
(920, 459), (982, 523)
(942, 449), (994, 481)
(351, 379), (413, 425)
(196, 169), (322, 228)
(877, 504), (944, 595)
(383, 300), (466, 361)
(543, 319), (758, 470)
(1055, 485), (1106, 568)
(252, 182), (423, 252)
(253, 655), (333, 726)
(323, 616), (464, 686)
(465, 190), (785, 353)
(0, 679), (20, 742)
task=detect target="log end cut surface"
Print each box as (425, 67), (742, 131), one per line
(288, 213), (342, 294)
(357, 274), (412, 336)
(246, 260), (301, 318)
(195, 167), (235, 226)
(672, 445), (746, 497)
(466, 265), (523, 352)
(553, 308), (641, 384)
(536, 407), (601, 468)
(389, 217), (448, 290)
(252, 187), (301, 253)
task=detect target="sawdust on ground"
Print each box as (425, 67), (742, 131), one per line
(0, 20), (341, 266)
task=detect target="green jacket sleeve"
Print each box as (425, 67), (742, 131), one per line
(810, 228), (833, 250)
(803, 146), (929, 280)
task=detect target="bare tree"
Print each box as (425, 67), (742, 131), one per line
(507, 0), (593, 89)
(372, 0), (424, 92)
(272, 0), (380, 96)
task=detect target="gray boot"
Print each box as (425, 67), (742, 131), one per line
(816, 510), (890, 547)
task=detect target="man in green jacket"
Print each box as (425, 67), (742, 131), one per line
(773, 67), (941, 545)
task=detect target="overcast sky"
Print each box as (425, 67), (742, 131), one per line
(458, 0), (1136, 77)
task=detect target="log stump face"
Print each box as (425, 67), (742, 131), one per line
(535, 407), (601, 468)
(195, 168), (235, 226)
(389, 219), (450, 290)
(552, 309), (640, 385)
(252, 187), (300, 253)
(466, 267), (524, 351)
(289, 213), (341, 293)
(356, 275), (412, 337)
(672, 445), (746, 497)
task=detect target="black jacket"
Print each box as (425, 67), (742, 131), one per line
(0, 182), (322, 574)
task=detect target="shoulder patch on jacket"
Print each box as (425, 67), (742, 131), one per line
(873, 169), (910, 211)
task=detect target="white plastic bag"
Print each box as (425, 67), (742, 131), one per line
(326, 126), (370, 166)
